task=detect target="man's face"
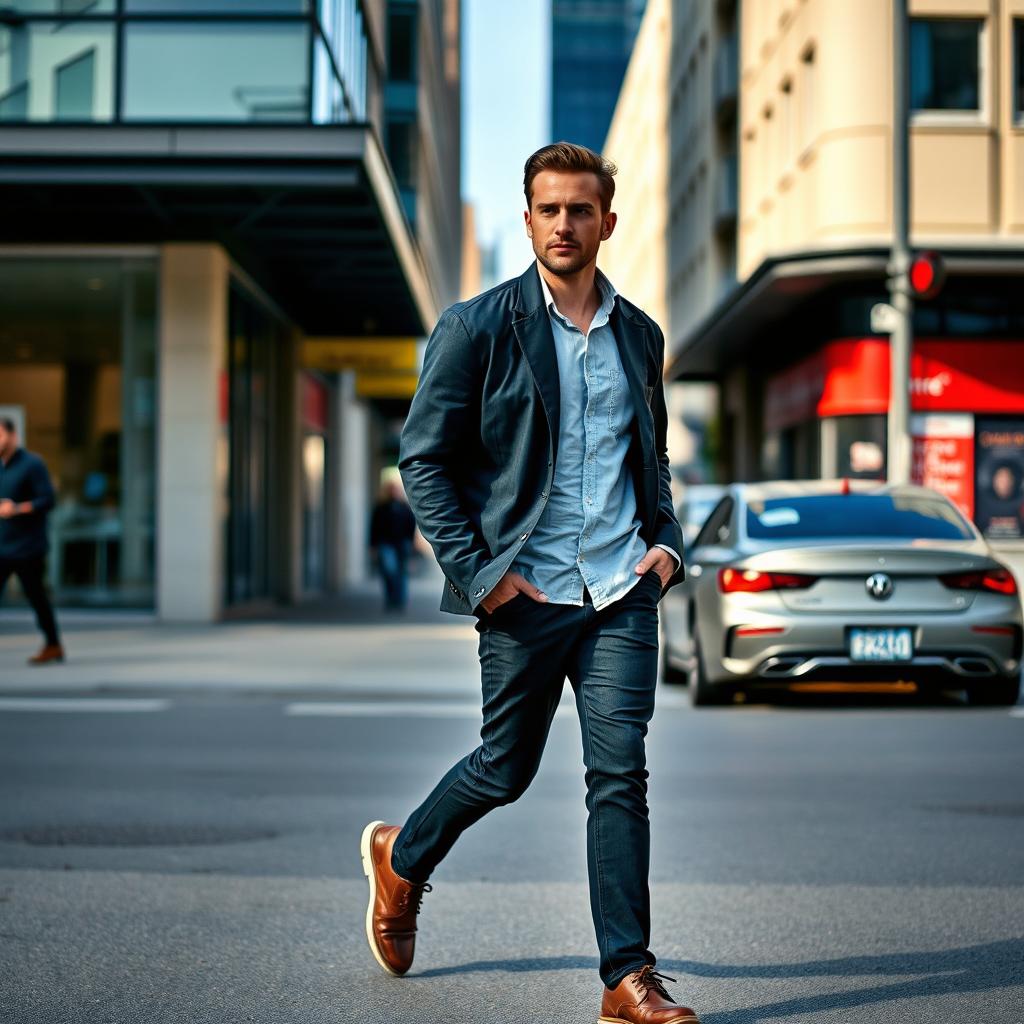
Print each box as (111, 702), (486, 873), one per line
(993, 466), (1015, 500)
(524, 170), (616, 277)
(0, 425), (13, 456)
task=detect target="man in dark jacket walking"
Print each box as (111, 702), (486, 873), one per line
(0, 417), (64, 664)
(359, 144), (699, 1023)
(369, 478), (417, 610)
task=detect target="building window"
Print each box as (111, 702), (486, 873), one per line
(388, 5), (417, 83)
(2, 1), (115, 11)
(0, 257), (158, 607)
(1015, 19), (1024, 122)
(0, 21), (114, 122)
(910, 18), (982, 112)
(55, 48), (95, 120)
(122, 21), (309, 121)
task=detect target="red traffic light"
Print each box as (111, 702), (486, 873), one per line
(907, 250), (946, 300)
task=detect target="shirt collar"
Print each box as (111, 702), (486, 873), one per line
(536, 261), (617, 329)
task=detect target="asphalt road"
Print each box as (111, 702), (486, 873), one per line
(1, 691), (1023, 1024)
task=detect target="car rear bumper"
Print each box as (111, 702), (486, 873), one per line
(712, 608), (1022, 684)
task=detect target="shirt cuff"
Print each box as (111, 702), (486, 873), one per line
(654, 543), (681, 569)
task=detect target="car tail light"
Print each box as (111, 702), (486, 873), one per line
(718, 568), (818, 593)
(939, 568), (1018, 596)
(734, 625), (786, 637)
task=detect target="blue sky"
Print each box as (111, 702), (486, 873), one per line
(462, 0), (550, 282)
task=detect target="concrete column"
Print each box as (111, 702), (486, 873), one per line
(336, 370), (371, 587)
(156, 243), (228, 622)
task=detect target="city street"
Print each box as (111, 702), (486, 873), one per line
(2, 585), (1023, 1023)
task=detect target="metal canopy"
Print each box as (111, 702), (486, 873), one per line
(667, 246), (1024, 381)
(0, 124), (437, 337)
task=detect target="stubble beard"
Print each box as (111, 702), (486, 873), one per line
(533, 239), (595, 278)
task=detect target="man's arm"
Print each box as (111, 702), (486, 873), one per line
(398, 310), (492, 602)
(26, 457), (55, 515)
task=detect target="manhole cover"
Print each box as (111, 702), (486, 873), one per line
(0, 824), (278, 847)
(922, 803), (1024, 818)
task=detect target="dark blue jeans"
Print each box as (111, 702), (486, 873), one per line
(376, 542), (409, 609)
(391, 568), (663, 987)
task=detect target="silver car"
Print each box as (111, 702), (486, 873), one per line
(660, 480), (1023, 707)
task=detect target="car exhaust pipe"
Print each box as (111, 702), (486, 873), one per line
(952, 657), (997, 676)
(760, 656), (805, 677)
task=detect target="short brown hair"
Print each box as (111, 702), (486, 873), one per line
(523, 141), (617, 212)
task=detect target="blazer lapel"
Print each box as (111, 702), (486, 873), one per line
(512, 267), (561, 461)
(610, 303), (653, 456)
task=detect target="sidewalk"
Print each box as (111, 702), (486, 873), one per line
(0, 568), (481, 699)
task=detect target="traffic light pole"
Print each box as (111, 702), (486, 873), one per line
(887, 0), (913, 484)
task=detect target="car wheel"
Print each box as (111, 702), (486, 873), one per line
(660, 642), (689, 686)
(688, 630), (730, 707)
(967, 675), (1021, 707)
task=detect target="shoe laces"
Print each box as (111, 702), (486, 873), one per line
(632, 965), (677, 1005)
(398, 881), (432, 915)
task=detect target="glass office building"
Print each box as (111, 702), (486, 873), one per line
(550, 0), (645, 153)
(0, 1), (462, 618)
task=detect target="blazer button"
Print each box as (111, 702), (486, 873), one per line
(475, 587), (485, 596)
(520, 533), (529, 540)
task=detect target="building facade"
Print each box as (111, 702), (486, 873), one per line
(0, 0), (461, 620)
(609, 0), (1024, 564)
(551, 0), (646, 152)
(602, 0), (738, 484)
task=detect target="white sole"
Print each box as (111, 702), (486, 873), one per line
(359, 820), (402, 977)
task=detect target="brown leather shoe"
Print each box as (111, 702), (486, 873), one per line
(359, 820), (431, 976)
(599, 966), (701, 1024)
(28, 644), (64, 665)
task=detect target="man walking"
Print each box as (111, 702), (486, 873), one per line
(369, 477), (417, 611)
(0, 417), (64, 664)
(360, 143), (699, 1023)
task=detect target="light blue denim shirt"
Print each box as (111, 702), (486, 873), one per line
(509, 263), (678, 610)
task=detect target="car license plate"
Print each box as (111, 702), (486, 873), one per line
(848, 627), (913, 662)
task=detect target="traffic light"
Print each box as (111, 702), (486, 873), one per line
(907, 250), (946, 300)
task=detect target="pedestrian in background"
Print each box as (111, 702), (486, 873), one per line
(369, 476), (417, 611)
(0, 417), (64, 665)
(360, 143), (698, 1024)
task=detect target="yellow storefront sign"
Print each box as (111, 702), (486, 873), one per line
(354, 372), (419, 399)
(301, 337), (418, 374)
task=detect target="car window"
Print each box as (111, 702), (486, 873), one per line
(694, 496), (734, 547)
(684, 498), (720, 530)
(745, 493), (975, 541)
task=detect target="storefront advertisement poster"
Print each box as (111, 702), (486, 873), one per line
(975, 418), (1024, 540)
(911, 413), (974, 521)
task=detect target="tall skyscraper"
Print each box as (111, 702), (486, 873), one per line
(550, 0), (646, 153)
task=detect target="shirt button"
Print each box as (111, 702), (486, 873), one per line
(520, 533), (529, 540)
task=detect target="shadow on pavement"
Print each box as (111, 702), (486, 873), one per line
(413, 936), (1024, 1021)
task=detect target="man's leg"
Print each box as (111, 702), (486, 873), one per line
(567, 572), (662, 988)
(14, 557), (60, 648)
(391, 598), (581, 882)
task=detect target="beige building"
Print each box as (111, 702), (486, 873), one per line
(605, 0), (1024, 551)
(603, 0), (738, 484)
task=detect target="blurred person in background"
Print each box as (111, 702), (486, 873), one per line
(369, 475), (417, 612)
(360, 143), (698, 1024)
(0, 417), (64, 664)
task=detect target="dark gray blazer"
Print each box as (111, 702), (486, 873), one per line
(398, 264), (686, 616)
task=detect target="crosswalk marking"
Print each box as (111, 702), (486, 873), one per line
(285, 700), (577, 719)
(0, 697), (171, 713)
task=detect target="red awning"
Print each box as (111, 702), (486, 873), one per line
(765, 337), (1024, 432)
